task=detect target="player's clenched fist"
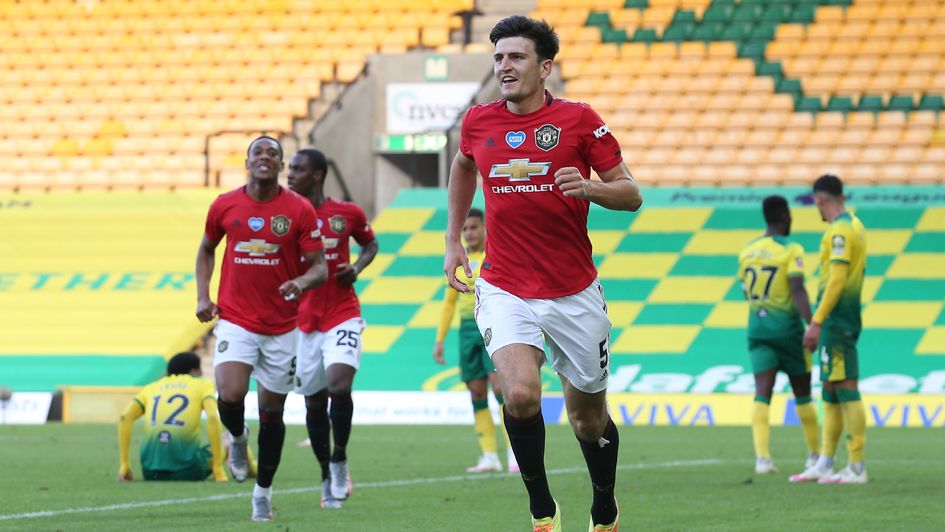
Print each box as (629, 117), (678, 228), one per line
(195, 297), (219, 322)
(555, 166), (591, 199)
(279, 279), (305, 301)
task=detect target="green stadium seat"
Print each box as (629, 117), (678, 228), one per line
(692, 23), (724, 42)
(721, 23), (752, 41)
(702, 5), (734, 23)
(732, 4), (763, 22)
(858, 95), (885, 112)
(662, 23), (694, 42)
(822, 0), (852, 5)
(586, 11), (611, 29)
(917, 95), (945, 112)
(776, 78), (802, 97)
(737, 41), (766, 60)
(603, 28), (630, 43)
(796, 96), (821, 113)
(749, 22), (778, 42)
(624, 0), (648, 8)
(887, 94), (915, 112)
(755, 60), (784, 79)
(761, 4), (792, 22)
(826, 96), (854, 113)
(671, 10), (697, 25)
(789, 5), (815, 24)
(631, 28), (658, 43)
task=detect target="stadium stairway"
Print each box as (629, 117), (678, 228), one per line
(2, 187), (944, 395)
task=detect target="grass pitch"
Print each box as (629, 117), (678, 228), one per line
(1, 423), (943, 531)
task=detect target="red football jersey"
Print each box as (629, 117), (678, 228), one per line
(298, 198), (376, 333)
(460, 91), (623, 298)
(204, 186), (323, 335)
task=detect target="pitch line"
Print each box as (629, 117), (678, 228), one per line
(0, 458), (722, 522)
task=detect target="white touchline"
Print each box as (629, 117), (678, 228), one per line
(0, 459), (723, 522)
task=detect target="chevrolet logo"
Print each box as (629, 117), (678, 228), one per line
(235, 239), (280, 257)
(323, 237), (339, 250)
(488, 158), (551, 182)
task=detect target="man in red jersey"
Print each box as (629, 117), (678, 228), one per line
(287, 148), (378, 509)
(196, 136), (327, 522)
(443, 16), (642, 532)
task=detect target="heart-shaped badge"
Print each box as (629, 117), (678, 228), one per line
(248, 217), (264, 231)
(505, 131), (526, 149)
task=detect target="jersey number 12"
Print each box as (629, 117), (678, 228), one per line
(150, 394), (189, 427)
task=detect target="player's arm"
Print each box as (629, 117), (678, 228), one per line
(813, 262), (848, 325)
(804, 261), (848, 350)
(789, 276), (813, 324)
(444, 150), (477, 293)
(433, 287), (460, 364)
(195, 234), (222, 322)
(281, 249), (328, 300)
(117, 399), (145, 482)
(337, 237), (378, 285)
(202, 396), (227, 482)
(555, 161), (643, 212)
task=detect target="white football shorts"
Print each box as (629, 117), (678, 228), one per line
(294, 317), (365, 396)
(474, 277), (612, 393)
(212, 319), (299, 394)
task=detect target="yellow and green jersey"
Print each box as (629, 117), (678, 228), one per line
(133, 374), (216, 473)
(816, 211), (867, 333)
(738, 235), (806, 340)
(436, 249), (484, 342)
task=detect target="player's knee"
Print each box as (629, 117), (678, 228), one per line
(502, 385), (540, 416)
(328, 384), (351, 405)
(258, 408), (284, 425)
(467, 378), (488, 400)
(216, 384), (247, 403)
(305, 391), (329, 413)
(569, 413), (608, 442)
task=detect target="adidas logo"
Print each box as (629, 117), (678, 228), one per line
(484, 137), (496, 147)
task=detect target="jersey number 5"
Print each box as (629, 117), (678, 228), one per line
(743, 265), (778, 300)
(150, 394), (189, 427)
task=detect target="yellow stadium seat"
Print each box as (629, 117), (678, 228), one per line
(421, 26), (450, 48)
(912, 163), (943, 184)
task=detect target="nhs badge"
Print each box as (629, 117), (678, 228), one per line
(505, 131), (526, 149)
(248, 217), (264, 232)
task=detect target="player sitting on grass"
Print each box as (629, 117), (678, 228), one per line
(117, 352), (255, 481)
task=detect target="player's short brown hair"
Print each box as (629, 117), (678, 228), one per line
(813, 174), (843, 197)
(489, 16), (559, 62)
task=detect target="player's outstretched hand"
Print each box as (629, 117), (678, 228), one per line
(334, 262), (359, 285)
(117, 466), (133, 482)
(555, 166), (591, 199)
(279, 279), (305, 301)
(433, 342), (445, 365)
(196, 298), (219, 322)
(444, 238), (472, 293)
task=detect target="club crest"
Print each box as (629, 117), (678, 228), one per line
(329, 215), (347, 234)
(535, 124), (560, 151)
(271, 215), (291, 236)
